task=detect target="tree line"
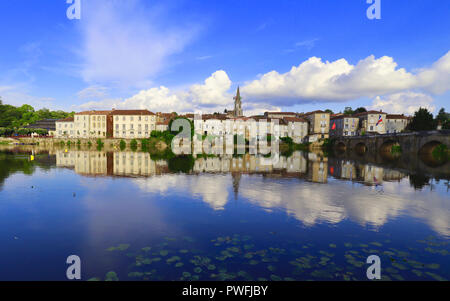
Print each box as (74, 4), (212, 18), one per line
(0, 97), (74, 128)
(0, 97), (74, 135)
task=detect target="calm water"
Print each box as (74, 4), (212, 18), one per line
(0, 146), (448, 281)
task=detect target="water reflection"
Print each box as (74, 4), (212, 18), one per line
(1, 147), (449, 237)
(0, 146), (449, 281)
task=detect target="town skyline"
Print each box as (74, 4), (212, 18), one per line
(0, 1), (449, 116)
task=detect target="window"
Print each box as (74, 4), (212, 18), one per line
(131, 116), (134, 121)
(370, 126), (374, 131)
(116, 124), (119, 130)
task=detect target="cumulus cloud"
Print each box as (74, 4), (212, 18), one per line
(78, 0), (197, 85)
(76, 51), (449, 115)
(241, 51), (450, 105)
(76, 70), (280, 114)
(370, 92), (435, 114)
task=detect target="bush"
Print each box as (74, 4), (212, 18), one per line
(130, 139), (138, 151)
(119, 139), (126, 151)
(96, 138), (104, 148)
(391, 145), (402, 154)
(151, 130), (175, 145)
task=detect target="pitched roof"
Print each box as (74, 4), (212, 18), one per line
(75, 110), (112, 115)
(331, 114), (359, 120)
(110, 109), (155, 115)
(353, 110), (387, 117)
(283, 116), (308, 123)
(386, 114), (409, 119)
(265, 112), (298, 116)
(57, 116), (74, 122)
(304, 110), (328, 115)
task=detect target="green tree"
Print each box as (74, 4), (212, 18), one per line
(408, 108), (437, 131)
(344, 107), (354, 115)
(435, 108), (449, 129)
(354, 107), (367, 114)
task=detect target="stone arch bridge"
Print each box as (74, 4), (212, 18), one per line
(334, 130), (450, 155)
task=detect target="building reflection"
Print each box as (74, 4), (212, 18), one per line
(54, 149), (410, 186)
(48, 149), (450, 236)
(54, 150), (168, 177)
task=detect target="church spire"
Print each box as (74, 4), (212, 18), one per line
(233, 86), (243, 117)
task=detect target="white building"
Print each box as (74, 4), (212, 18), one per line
(55, 117), (75, 138)
(386, 114), (410, 134)
(111, 110), (156, 139)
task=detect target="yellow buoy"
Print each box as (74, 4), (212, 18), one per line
(30, 155), (34, 161)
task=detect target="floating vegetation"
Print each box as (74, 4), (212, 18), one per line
(105, 271), (119, 281)
(97, 232), (449, 282)
(106, 244), (130, 252)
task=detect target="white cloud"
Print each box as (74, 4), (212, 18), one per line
(241, 51), (450, 105)
(370, 92), (435, 115)
(77, 85), (109, 100)
(77, 70), (280, 115)
(78, 0), (198, 85)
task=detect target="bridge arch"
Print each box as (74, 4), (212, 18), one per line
(335, 141), (347, 152)
(354, 142), (367, 156)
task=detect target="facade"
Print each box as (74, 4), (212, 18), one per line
(111, 110), (156, 139)
(156, 120), (170, 132)
(26, 119), (57, 132)
(73, 110), (112, 138)
(355, 111), (387, 135)
(303, 111), (330, 142)
(283, 117), (309, 143)
(386, 114), (409, 134)
(55, 117), (75, 138)
(330, 115), (359, 137)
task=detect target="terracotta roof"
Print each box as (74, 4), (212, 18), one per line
(304, 110), (327, 115)
(283, 117), (308, 123)
(353, 110), (387, 117)
(57, 117), (74, 122)
(75, 110), (112, 115)
(386, 114), (409, 119)
(110, 109), (155, 115)
(331, 114), (358, 120)
(265, 112), (297, 115)
(157, 120), (170, 125)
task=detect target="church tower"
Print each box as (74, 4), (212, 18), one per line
(233, 87), (243, 117)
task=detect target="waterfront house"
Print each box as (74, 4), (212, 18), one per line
(330, 115), (359, 137)
(302, 110), (331, 143)
(110, 109), (156, 139)
(386, 114), (410, 134)
(55, 116), (75, 138)
(354, 110), (387, 135)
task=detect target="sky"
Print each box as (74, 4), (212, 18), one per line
(0, 0), (449, 116)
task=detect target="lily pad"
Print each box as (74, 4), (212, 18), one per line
(105, 271), (119, 281)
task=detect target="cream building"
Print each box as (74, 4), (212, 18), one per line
(73, 110), (112, 139)
(330, 115), (359, 137)
(302, 111), (330, 142)
(355, 111), (387, 135)
(111, 110), (156, 139)
(386, 114), (410, 134)
(55, 117), (75, 138)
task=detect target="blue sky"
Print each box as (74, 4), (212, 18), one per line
(0, 0), (449, 115)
